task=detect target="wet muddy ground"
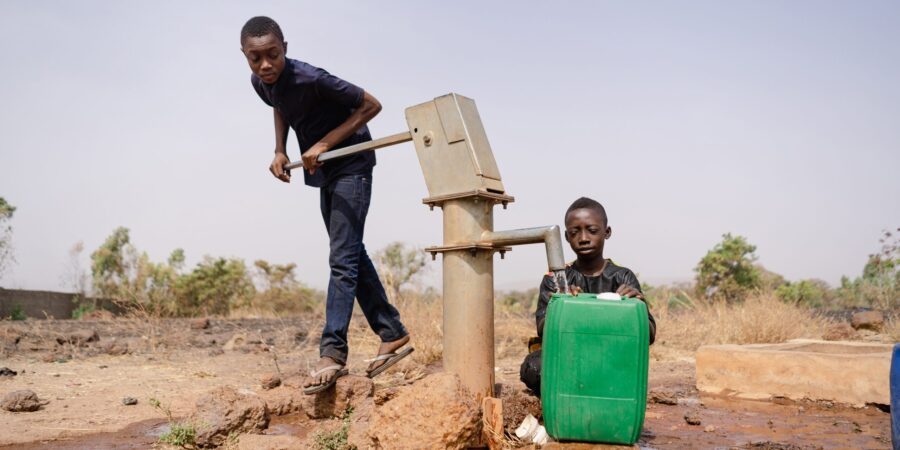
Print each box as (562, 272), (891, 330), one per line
(0, 317), (893, 449)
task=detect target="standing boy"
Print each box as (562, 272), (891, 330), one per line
(519, 197), (656, 396)
(240, 16), (412, 394)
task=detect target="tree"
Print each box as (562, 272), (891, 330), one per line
(252, 260), (322, 314)
(61, 241), (90, 294)
(174, 257), (255, 316)
(775, 279), (833, 307)
(375, 242), (428, 301)
(90, 227), (137, 300)
(837, 228), (899, 309)
(0, 197), (16, 281)
(695, 233), (760, 301)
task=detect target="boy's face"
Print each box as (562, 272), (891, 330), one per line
(564, 208), (611, 260)
(241, 33), (287, 85)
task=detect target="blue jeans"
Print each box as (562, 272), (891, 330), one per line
(319, 173), (407, 365)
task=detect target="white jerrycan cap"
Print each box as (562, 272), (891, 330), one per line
(596, 292), (623, 301)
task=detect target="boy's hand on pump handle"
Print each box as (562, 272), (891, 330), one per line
(270, 152), (291, 183)
(302, 142), (329, 175)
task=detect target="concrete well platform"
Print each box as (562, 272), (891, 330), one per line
(696, 339), (893, 406)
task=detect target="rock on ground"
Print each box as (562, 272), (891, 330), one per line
(367, 372), (481, 449)
(97, 340), (129, 356)
(190, 386), (269, 448)
(648, 388), (678, 405)
(191, 318), (211, 330)
(684, 411), (702, 426)
(822, 322), (857, 341)
(260, 373), (281, 390)
(2, 390), (46, 412)
(850, 310), (884, 331)
(56, 329), (99, 347)
(222, 333), (247, 351)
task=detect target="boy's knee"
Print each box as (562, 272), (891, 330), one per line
(519, 350), (542, 396)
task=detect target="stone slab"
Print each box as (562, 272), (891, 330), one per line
(696, 339), (892, 406)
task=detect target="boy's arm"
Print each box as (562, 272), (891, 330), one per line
(617, 270), (657, 345)
(269, 108), (291, 183)
(535, 274), (556, 340)
(616, 269), (644, 300)
(301, 91), (382, 174)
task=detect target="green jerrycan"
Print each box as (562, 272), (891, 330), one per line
(541, 293), (649, 444)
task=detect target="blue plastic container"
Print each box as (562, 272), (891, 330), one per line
(891, 343), (899, 450)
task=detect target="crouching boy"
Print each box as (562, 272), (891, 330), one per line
(519, 197), (656, 396)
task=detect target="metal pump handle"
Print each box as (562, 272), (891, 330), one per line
(283, 131), (412, 172)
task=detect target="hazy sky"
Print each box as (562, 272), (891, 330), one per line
(1, 1), (898, 293)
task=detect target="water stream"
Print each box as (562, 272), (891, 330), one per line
(551, 269), (570, 295)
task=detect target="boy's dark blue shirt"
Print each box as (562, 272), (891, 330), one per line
(251, 58), (374, 187)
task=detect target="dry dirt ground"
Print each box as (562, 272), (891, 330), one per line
(0, 316), (893, 449)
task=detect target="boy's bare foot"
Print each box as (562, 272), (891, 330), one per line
(303, 356), (343, 389)
(366, 335), (411, 374)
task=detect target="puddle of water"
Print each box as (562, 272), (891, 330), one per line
(0, 419), (167, 450)
(266, 413), (315, 440)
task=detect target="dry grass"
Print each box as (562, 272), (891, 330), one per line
(886, 316), (900, 342)
(344, 288), (533, 381)
(495, 312), (533, 360)
(346, 290), (444, 368)
(650, 289), (831, 359)
(237, 283), (846, 370)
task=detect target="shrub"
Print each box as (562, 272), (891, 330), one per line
(10, 303), (25, 321)
(376, 242), (428, 301)
(249, 260), (323, 315)
(150, 397), (196, 447)
(836, 228), (898, 309)
(89, 227), (263, 317)
(497, 288), (538, 314)
(71, 301), (96, 320)
(312, 406), (353, 450)
(775, 279), (834, 307)
(694, 233), (760, 301)
(174, 257), (255, 316)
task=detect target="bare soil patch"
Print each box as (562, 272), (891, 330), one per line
(0, 315), (892, 449)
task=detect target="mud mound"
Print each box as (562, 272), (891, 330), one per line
(499, 386), (542, 435)
(368, 372), (481, 449)
(190, 386), (269, 448)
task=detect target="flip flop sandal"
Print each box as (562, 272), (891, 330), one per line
(303, 364), (349, 395)
(365, 346), (415, 379)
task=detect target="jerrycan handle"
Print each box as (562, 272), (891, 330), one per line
(595, 292), (623, 301)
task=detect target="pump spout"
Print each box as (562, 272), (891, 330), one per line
(480, 225), (566, 271)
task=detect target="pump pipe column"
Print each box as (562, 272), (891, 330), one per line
(440, 197), (497, 399)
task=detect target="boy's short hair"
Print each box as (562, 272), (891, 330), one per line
(565, 197), (608, 224)
(241, 16), (284, 44)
